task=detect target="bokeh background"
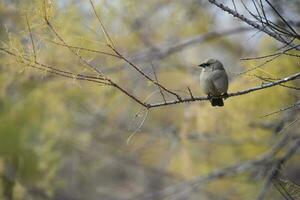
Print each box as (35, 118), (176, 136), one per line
(0, 0), (299, 199)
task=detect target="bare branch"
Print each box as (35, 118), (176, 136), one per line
(0, 47), (110, 85)
(187, 87), (195, 100)
(89, 0), (116, 48)
(150, 62), (166, 103)
(208, 0), (299, 45)
(257, 164), (277, 200)
(254, 74), (300, 92)
(25, 14), (37, 62)
(258, 137), (300, 200)
(240, 44), (300, 61)
(43, 38), (121, 58)
(261, 102), (300, 118)
(264, 0), (299, 36)
(231, 0), (237, 12)
(44, 19), (106, 77)
(133, 135), (300, 200)
(147, 71), (300, 108)
(110, 46), (183, 101)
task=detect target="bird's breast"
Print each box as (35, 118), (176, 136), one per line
(200, 69), (228, 95)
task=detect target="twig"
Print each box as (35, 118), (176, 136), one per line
(208, 0), (298, 47)
(2, 46), (300, 110)
(273, 179), (294, 200)
(263, 138), (300, 200)
(257, 164), (278, 200)
(42, 11), (150, 108)
(110, 46), (182, 101)
(87, 3), (182, 101)
(187, 87), (194, 100)
(264, 0), (299, 36)
(238, 53), (282, 75)
(254, 74), (300, 91)
(0, 48), (106, 80)
(231, 0), (237, 12)
(0, 47), (110, 85)
(261, 102), (300, 118)
(271, 139), (300, 200)
(241, 44), (300, 61)
(89, 0), (116, 48)
(150, 62), (166, 103)
(44, 18), (106, 77)
(25, 14), (37, 62)
(134, 136), (300, 200)
(251, 0), (263, 27)
(43, 38), (121, 58)
(147, 71), (300, 108)
(240, 0), (292, 39)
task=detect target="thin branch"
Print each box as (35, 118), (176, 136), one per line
(271, 139), (300, 200)
(44, 18), (106, 77)
(241, 44), (300, 61)
(89, 0), (116, 48)
(109, 82), (148, 108)
(261, 101), (300, 118)
(277, 139), (300, 166)
(42, 12), (150, 108)
(258, 135), (300, 200)
(87, 3), (183, 102)
(238, 53), (282, 75)
(259, 0), (268, 24)
(251, 78), (300, 92)
(150, 62), (166, 103)
(25, 14), (37, 62)
(264, 0), (299, 36)
(273, 179), (294, 200)
(241, 0), (292, 37)
(1, 47), (148, 108)
(257, 164), (278, 200)
(254, 74), (300, 91)
(110, 46), (183, 101)
(43, 0), (48, 21)
(147, 71), (300, 108)
(43, 38), (121, 58)
(132, 136), (300, 200)
(278, 84), (300, 91)
(0, 48), (105, 80)
(0, 47), (110, 84)
(208, 0), (298, 47)
(3, 45), (300, 110)
(251, 0), (263, 27)
(187, 87), (195, 100)
(231, 0), (237, 12)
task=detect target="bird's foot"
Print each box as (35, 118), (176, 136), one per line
(223, 93), (229, 99)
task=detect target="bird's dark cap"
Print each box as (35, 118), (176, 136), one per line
(198, 62), (209, 68)
(198, 59), (218, 68)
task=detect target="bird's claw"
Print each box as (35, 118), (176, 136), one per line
(223, 93), (229, 99)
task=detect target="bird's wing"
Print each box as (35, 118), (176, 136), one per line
(211, 70), (228, 94)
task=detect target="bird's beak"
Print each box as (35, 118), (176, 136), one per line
(198, 63), (208, 68)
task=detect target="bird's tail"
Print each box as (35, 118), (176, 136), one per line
(210, 98), (224, 107)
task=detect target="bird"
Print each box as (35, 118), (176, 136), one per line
(199, 59), (229, 107)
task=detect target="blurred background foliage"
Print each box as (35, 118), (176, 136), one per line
(0, 0), (299, 200)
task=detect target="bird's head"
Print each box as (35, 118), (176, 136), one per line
(198, 59), (224, 70)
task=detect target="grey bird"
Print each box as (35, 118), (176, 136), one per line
(199, 59), (229, 107)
